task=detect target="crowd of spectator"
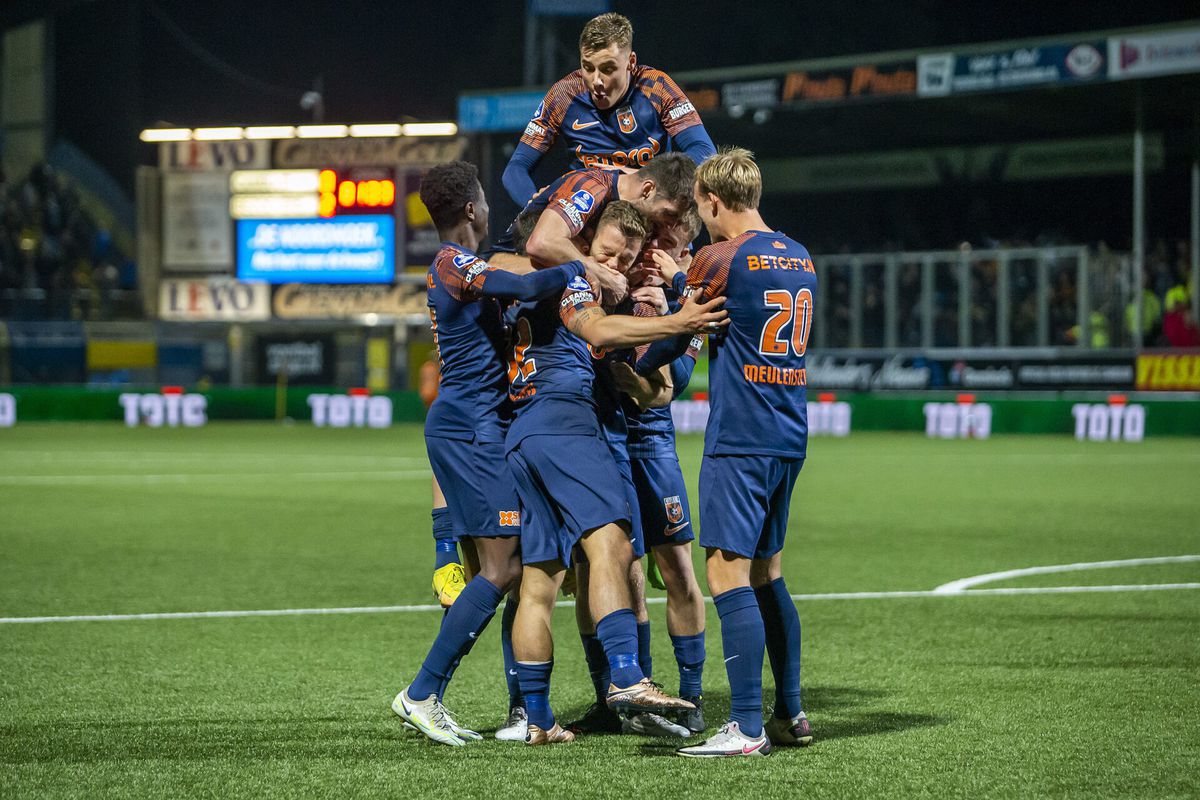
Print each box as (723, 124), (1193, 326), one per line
(0, 163), (134, 321)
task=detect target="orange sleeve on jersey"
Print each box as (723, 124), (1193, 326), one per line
(519, 73), (581, 153)
(435, 251), (492, 301)
(684, 242), (735, 304)
(631, 301), (659, 361)
(546, 170), (612, 237)
(636, 67), (703, 137)
(558, 277), (602, 328)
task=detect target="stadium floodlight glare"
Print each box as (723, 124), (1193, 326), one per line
(245, 126), (296, 139)
(402, 122), (458, 137)
(296, 124), (349, 139)
(192, 127), (245, 141)
(349, 123), (402, 138)
(139, 128), (192, 142)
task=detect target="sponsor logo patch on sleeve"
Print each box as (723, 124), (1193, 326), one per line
(524, 121), (546, 138)
(669, 102), (695, 120)
(557, 198), (584, 227)
(569, 190), (595, 213)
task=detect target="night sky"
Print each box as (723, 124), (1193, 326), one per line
(45, 1), (1197, 126)
(7, 0), (1198, 225)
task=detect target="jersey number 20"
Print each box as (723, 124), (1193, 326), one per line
(759, 288), (813, 357)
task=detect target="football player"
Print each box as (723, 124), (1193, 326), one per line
(643, 149), (818, 758)
(503, 13), (715, 206)
(504, 201), (726, 744)
(391, 161), (598, 746)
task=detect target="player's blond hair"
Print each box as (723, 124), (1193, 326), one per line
(695, 147), (761, 212)
(580, 13), (633, 53)
(597, 200), (650, 241)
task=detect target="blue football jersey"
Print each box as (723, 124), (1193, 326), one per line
(507, 274), (602, 419)
(685, 231), (817, 458)
(590, 306), (636, 460)
(521, 65), (704, 170)
(425, 244), (511, 442)
(626, 331), (702, 459)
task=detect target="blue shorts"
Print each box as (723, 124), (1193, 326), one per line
(615, 458), (646, 558)
(631, 455), (695, 549)
(506, 433), (633, 567)
(426, 435), (522, 539)
(698, 454), (805, 559)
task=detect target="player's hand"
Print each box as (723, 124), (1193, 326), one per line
(627, 261), (664, 289)
(649, 249), (684, 283)
(674, 250), (693, 274)
(631, 285), (668, 315)
(609, 361), (644, 395)
(585, 259), (628, 304)
(672, 293), (728, 335)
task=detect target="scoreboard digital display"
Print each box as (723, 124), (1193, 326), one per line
(232, 168), (397, 284)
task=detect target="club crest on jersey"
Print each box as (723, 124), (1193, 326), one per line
(616, 106), (637, 134)
(664, 495), (684, 524)
(570, 190), (595, 213)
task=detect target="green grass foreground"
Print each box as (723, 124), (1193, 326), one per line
(1, 424), (1198, 798)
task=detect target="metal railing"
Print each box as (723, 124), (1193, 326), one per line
(812, 246), (1134, 350)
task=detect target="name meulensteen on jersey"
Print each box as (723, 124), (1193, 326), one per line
(685, 231), (817, 458)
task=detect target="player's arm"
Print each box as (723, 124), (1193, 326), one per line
(673, 125), (716, 165)
(566, 295), (727, 350)
(526, 206), (627, 299)
(503, 83), (569, 205)
(636, 246), (727, 374)
(501, 143), (542, 208)
(610, 361), (673, 409)
(525, 208), (589, 267)
(654, 71), (717, 164)
(477, 260), (586, 302)
(668, 346), (699, 399)
(487, 252), (536, 275)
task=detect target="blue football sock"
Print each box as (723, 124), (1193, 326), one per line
(438, 609), (494, 702)
(579, 632), (610, 702)
(756, 577), (803, 719)
(596, 608), (644, 689)
(501, 595), (522, 708)
(670, 632), (706, 698)
(432, 508), (459, 569)
(714, 586), (766, 738)
(517, 660), (555, 729)
(409, 576), (504, 700)
(636, 620), (652, 679)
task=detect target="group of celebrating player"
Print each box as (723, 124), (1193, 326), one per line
(391, 13), (818, 759)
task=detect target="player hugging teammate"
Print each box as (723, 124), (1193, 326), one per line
(393, 13), (817, 759)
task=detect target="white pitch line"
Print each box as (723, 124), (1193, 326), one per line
(0, 470), (430, 486)
(932, 555), (1200, 594)
(2, 582), (1198, 625)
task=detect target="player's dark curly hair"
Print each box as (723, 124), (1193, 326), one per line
(638, 153), (696, 209)
(420, 161), (480, 230)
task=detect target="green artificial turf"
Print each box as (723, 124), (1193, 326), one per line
(1, 424), (1197, 798)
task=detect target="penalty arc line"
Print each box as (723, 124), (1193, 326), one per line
(1, 582), (1198, 625)
(932, 555), (1200, 594)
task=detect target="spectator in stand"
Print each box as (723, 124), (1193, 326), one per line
(1163, 266), (1200, 347)
(1125, 271), (1163, 347)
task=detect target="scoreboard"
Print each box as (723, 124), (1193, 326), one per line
(232, 168), (397, 284)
